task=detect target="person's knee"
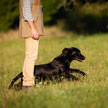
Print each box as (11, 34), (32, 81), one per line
(25, 51), (38, 61)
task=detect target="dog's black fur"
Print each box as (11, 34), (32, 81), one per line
(8, 47), (86, 89)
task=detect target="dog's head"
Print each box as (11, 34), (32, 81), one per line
(62, 47), (85, 62)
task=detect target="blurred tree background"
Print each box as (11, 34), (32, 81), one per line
(0, 0), (108, 34)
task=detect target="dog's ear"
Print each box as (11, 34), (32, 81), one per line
(62, 48), (68, 55)
(71, 47), (76, 50)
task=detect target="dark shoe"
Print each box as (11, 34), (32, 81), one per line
(22, 85), (36, 91)
(22, 86), (32, 91)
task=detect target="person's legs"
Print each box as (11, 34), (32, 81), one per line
(22, 37), (39, 87)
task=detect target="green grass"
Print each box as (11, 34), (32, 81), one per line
(0, 33), (108, 108)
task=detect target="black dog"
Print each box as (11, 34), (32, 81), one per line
(8, 47), (86, 89)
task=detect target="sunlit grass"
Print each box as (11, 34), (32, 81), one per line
(0, 30), (108, 108)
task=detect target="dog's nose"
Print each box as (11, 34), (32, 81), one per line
(81, 54), (85, 60)
(83, 56), (85, 60)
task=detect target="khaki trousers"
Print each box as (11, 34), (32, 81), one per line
(23, 37), (39, 86)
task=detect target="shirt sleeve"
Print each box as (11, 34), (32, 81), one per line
(23, 0), (34, 21)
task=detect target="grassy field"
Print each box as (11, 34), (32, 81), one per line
(0, 29), (108, 108)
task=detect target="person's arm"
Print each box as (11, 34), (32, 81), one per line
(23, 0), (39, 40)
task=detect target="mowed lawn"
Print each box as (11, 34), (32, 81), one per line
(0, 31), (108, 108)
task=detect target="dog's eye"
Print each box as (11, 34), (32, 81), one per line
(78, 53), (81, 56)
(72, 51), (76, 55)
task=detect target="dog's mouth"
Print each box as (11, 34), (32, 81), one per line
(76, 58), (83, 62)
(78, 59), (83, 62)
(75, 55), (85, 62)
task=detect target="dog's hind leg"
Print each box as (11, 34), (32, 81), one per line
(70, 69), (86, 76)
(8, 72), (23, 89)
(13, 81), (22, 90)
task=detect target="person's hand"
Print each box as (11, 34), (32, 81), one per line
(31, 28), (39, 40)
(27, 21), (39, 40)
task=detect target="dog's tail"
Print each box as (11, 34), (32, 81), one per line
(8, 72), (23, 89)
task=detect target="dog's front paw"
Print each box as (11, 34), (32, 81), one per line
(79, 71), (87, 77)
(82, 72), (87, 76)
(71, 76), (79, 81)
